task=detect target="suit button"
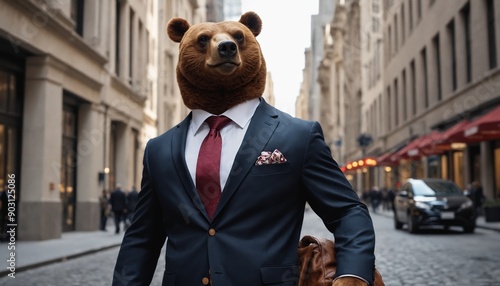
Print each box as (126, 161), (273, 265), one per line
(208, 228), (216, 236)
(202, 277), (210, 285)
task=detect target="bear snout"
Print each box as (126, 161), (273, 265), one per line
(218, 40), (238, 58)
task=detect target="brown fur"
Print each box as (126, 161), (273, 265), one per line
(167, 12), (267, 115)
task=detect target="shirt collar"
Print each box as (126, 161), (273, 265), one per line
(191, 98), (260, 135)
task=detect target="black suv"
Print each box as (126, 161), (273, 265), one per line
(393, 178), (476, 233)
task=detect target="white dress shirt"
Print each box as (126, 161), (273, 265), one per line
(185, 98), (260, 190)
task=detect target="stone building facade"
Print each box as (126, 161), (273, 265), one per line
(296, 0), (334, 123)
(157, 0), (206, 134)
(313, 0), (500, 200)
(377, 0), (500, 199)
(316, 0), (362, 168)
(0, 0), (206, 240)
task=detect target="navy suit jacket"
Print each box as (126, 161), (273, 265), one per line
(113, 99), (375, 286)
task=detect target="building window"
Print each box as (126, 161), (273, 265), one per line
(0, 69), (22, 193)
(409, 0), (414, 32)
(61, 100), (78, 232)
(388, 26), (392, 58)
(433, 33), (442, 101)
(115, 0), (121, 76)
(421, 47), (429, 108)
(401, 3), (406, 44)
(376, 40), (382, 80)
(410, 60), (416, 115)
(402, 69), (407, 121)
(486, 0), (497, 69)
(461, 2), (472, 83)
(417, 0), (422, 20)
(146, 30), (151, 65)
(447, 19), (457, 91)
(394, 78), (399, 127)
(71, 0), (84, 36)
(394, 14), (398, 52)
(372, 16), (380, 33)
(129, 8), (135, 84)
(378, 95), (382, 136)
(373, 0), (380, 13)
(387, 86), (391, 131)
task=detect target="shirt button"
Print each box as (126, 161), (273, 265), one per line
(202, 277), (210, 285)
(208, 228), (216, 236)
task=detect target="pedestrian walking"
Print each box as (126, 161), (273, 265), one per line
(108, 184), (127, 234)
(370, 186), (382, 213)
(471, 181), (485, 216)
(99, 190), (109, 231)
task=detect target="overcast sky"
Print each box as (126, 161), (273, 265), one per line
(240, 1), (319, 115)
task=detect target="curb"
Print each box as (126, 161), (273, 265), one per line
(0, 243), (121, 277)
(373, 211), (500, 232)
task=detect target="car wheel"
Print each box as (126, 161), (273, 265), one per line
(394, 213), (403, 230)
(463, 224), (475, 233)
(407, 215), (419, 233)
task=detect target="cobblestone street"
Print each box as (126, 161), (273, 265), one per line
(0, 210), (499, 286)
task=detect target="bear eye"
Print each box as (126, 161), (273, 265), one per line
(198, 35), (209, 46)
(233, 33), (244, 43)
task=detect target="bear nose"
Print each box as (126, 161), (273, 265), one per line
(218, 41), (237, 58)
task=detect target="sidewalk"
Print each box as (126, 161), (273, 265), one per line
(0, 224), (124, 277)
(0, 211), (499, 278)
(372, 208), (500, 232)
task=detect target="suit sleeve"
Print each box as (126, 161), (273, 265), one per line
(113, 142), (167, 286)
(301, 122), (376, 285)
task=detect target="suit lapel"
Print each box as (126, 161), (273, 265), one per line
(171, 113), (210, 220)
(214, 100), (279, 218)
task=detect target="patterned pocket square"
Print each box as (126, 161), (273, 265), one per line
(255, 149), (287, 165)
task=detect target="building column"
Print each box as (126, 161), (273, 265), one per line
(75, 104), (105, 231)
(119, 1), (130, 80)
(480, 141), (495, 199)
(19, 56), (64, 240)
(83, 0), (101, 50)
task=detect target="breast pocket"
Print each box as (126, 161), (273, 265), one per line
(249, 162), (292, 176)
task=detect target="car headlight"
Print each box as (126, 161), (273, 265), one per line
(460, 200), (474, 210)
(415, 201), (431, 210)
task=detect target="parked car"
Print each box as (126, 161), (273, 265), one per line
(393, 178), (476, 233)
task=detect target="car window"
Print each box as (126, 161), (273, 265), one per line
(412, 180), (463, 196)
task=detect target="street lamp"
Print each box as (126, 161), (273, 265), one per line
(357, 133), (373, 156)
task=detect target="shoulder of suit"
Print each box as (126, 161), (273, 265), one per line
(270, 106), (317, 130)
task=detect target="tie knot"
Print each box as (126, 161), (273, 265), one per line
(205, 116), (232, 131)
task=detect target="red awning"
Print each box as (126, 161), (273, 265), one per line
(376, 150), (398, 165)
(395, 136), (425, 159)
(417, 131), (450, 156)
(464, 105), (500, 139)
(435, 120), (472, 144)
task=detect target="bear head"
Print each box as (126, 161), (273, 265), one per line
(167, 12), (266, 115)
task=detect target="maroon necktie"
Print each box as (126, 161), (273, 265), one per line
(196, 116), (232, 219)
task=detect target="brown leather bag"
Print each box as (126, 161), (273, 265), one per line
(297, 235), (385, 286)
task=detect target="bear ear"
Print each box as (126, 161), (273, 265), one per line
(167, 18), (190, 43)
(239, 11), (262, 37)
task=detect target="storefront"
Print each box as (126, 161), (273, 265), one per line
(0, 38), (25, 240)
